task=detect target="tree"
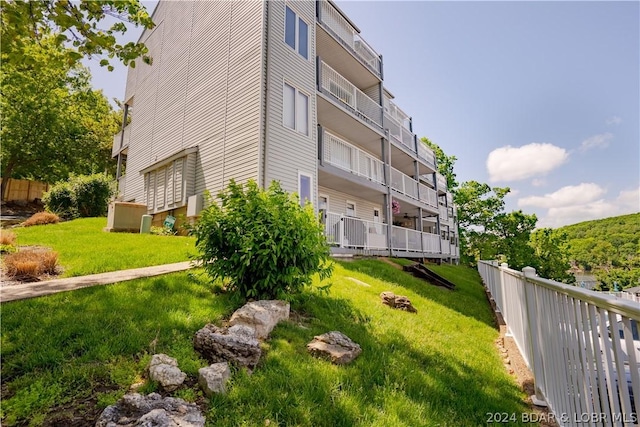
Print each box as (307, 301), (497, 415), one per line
(420, 137), (458, 190)
(190, 180), (333, 300)
(1, 37), (120, 199)
(529, 228), (575, 283)
(1, 0), (154, 70)
(454, 181), (510, 231)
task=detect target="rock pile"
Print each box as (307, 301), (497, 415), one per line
(380, 291), (417, 313)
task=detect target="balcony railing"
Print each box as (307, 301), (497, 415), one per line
(317, 0), (382, 77)
(118, 175), (126, 196)
(422, 232), (440, 253)
(417, 143), (437, 170)
(390, 167), (418, 200)
(391, 226), (423, 252)
(324, 212), (456, 256)
(322, 130), (385, 185)
(112, 125), (131, 157)
(324, 212), (388, 249)
(418, 182), (438, 208)
(385, 113), (415, 152)
(319, 61), (383, 128)
(434, 173), (446, 192)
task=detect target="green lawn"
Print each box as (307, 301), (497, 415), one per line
(2, 221), (533, 425)
(1, 256), (534, 426)
(10, 217), (196, 277)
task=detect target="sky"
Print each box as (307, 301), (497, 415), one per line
(86, 0), (640, 229)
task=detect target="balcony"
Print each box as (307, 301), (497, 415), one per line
(417, 143), (437, 171)
(317, 0), (382, 79)
(319, 60), (383, 129)
(390, 167), (438, 209)
(112, 125), (131, 157)
(325, 212), (388, 250)
(436, 173), (447, 193)
(117, 175), (126, 197)
(322, 130), (385, 185)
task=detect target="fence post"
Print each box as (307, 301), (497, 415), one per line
(522, 266), (548, 407)
(339, 216), (344, 248)
(500, 263), (510, 337)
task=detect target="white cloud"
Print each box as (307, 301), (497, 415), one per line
(486, 143), (569, 183)
(531, 178), (546, 187)
(518, 183), (606, 209)
(606, 116), (622, 125)
(534, 186), (640, 228)
(580, 133), (613, 152)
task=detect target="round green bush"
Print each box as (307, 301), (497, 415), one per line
(43, 174), (115, 219)
(190, 179), (333, 300)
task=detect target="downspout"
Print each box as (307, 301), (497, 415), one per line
(116, 104), (129, 181)
(259, 0), (270, 189)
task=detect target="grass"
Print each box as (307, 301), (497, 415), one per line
(1, 258), (534, 426)
(9, 217), (195, 277)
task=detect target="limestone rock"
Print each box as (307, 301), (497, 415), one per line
(307, 331), (362, 365)
(95, 392), (205, 427)
(148, 354), (186, 392)
(229, 300), (290, 340)
(194, 324), (261, 370)
(380, 291), (417, 313)
(198, 362), (231, 396)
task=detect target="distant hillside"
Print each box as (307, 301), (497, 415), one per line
(556, 213), (639, 288)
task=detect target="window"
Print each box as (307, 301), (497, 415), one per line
(283, 83), (309, 135)
(285, 6), (308, 59)
(346, 201), (356, 217)
(298, 172), (312, 206)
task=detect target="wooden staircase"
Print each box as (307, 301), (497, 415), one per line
(402, 263), (456, 290)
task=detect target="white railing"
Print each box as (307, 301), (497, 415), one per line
(390, 167), (418, 200)
(318, 0), (382, 75)
(607, 293), (640, 303)
(118, 175), (126, 196)
(479, 261), (640, 426)
(324, 212), (388, 249)
(391, 226), (422, 252)
(422, 232), (440, 253)
(417, 143), (437, 170)
(385, 112), (415, 152)
(419, 183), (438, 208)
(436, 173), (447, 192)
(112, 125), (131, 157)
(320, 61), (383, 128)
(440, 239), (451, 255)
(438, 205), (449, 223)
(322, 130), (385, 185)
(446, 192), (453, 205)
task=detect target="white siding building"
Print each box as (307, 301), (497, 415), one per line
(112, 0), (460, 262)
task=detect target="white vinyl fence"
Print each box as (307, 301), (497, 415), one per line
(478, 261), (640, 427)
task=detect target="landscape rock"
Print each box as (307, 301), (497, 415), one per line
(307, 331), (362, 365)
(380, 291), (417, 313)
(198, 362), (231, 396)
(229, 300), (290, 340)
(194, 324), (262, 370)
(148, 354), (186, 391)
(95, 392), (205, 427)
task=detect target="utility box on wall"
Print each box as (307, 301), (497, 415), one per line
(187, 194), (203, 218)
(105, 202), (148, 232)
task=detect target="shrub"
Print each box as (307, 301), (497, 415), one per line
(42, 181), (76, 219)
(3, 249), (59, 281)
(190, 180), (333, 300)
(22, 212), (60, 227)
(43, 174), (115, 219)
(72, 174), (114, 217)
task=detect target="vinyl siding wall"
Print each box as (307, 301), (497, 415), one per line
(122, 0), (264, 206)
(263, 0), (318, 203)
(318, 186), (383, 223)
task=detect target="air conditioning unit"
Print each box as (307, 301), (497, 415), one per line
(187, 194), (203, 217)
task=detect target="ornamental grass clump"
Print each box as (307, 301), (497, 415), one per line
(22, 212), (60, 227)
(3, 249), (59, 281)
(190, 179), (333, 300)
